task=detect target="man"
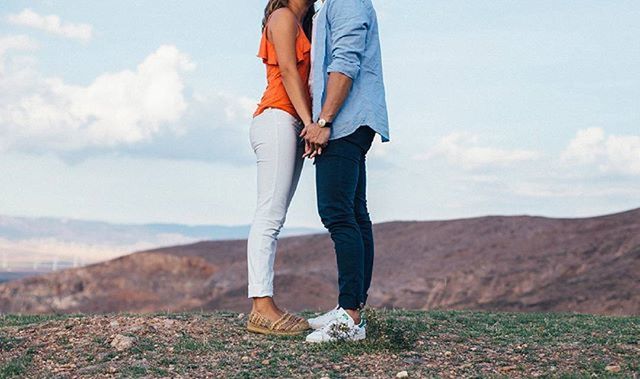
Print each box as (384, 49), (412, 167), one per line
(300, 0), (389, 343)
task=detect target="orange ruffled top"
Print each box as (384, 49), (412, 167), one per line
(253, 23), (312, 120)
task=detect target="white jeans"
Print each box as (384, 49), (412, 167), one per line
(247, 108), (305, 298)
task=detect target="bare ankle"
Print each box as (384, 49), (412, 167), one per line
(344, 308), (361, 324)
(252, 297), (281, 315)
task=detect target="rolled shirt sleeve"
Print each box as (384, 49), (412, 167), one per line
(326, 0), (369, 80)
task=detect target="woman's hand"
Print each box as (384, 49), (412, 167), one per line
(301, 123), (330, 159)
(303, 140), (323, 159)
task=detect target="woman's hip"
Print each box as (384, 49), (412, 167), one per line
(250, 108), (304, 151)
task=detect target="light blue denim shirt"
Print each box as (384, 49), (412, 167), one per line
(311, 0), (390, 142)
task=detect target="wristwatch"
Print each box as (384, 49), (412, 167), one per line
(318, 118), (333, 128)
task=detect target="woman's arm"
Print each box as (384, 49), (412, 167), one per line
(268, 9), (313, 127)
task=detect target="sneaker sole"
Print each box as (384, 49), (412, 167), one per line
(304, 333), (366, 343)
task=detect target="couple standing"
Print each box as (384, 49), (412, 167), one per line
(246, 0), (389, 343)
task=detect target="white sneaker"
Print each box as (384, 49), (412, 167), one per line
(307, 305), (340, 330)
(305, 308), (366, 343)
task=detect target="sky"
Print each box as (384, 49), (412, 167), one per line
(0, 0), (639, 228)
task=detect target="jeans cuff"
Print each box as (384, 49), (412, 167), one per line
(338, 294), (361, 310)
(248, 286), (274, 299)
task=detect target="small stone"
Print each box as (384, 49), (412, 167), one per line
(499, 365), (518, 373)
(261, 359), (270, 365)
(109, 321), (120, 328)
(605, 365), (621, 373)
(110, 334), (135, 351)
(444, 351), (452, 357)
(396, 371), (409, 378)
(238, 313), (245, 319)
(241, 356), (251, 362)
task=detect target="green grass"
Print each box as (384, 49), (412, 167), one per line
(0, 309), (638, 378)
(0, 348), (35, 379)
(0, 313), (77, 328)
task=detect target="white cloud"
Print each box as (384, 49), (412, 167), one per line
(562, 127), (606, 163)
(202, 91), (257, 125)
(0, 34), (38, 55)
(0, 34), (38, 73)
(416, 132), (541, 170)
(510, 181), (640, 198)
(0, 45), (195, 152)
(562, 127), (640, 176)
(6, 8), (93, 43)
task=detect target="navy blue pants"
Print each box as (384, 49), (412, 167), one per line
(315, 126), (376, 310)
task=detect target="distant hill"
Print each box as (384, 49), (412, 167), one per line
(0, 214), (318, 274)
(1, 208), (638, 315)
(0, 214), (317, 243)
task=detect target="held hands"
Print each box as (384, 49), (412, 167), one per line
(300, 123), (331, 159)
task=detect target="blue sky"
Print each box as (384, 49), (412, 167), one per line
(0, 0), (639, 228)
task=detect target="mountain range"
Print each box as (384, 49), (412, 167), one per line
(1, 208), (638, 315)
(0, 214), (317, 281)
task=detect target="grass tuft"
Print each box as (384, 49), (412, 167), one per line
(0, 347), (35, 379)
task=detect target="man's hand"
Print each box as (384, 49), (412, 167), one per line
(303, 140), (323, 159)
(300, 123), (331, 158)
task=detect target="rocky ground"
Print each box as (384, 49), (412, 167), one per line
(1, 309), (638, 378)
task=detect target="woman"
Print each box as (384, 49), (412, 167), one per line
(246, 0), (315, 335)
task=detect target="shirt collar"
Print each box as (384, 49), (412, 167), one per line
(314, 0), (325, 13)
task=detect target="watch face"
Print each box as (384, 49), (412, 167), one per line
(318, 119), (327, 127)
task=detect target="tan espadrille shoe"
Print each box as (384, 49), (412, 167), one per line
(247, 311), (310, 336)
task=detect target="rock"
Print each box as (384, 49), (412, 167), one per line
(109, 321), (120, 328)
(396, 371), (409, 378)
(238, 313), (245, 319)
(110, 334), (135, 351)
(499, 365), (518, 373)
(77, 363), (109, 375)
(262, 359), (270, 365)
(241, 356), (251, 362)
(403, 357), (423, 364)
(605, 365), (621, 373)
(444, 351), (452, 357)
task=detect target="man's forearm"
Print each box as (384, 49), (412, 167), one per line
(319, 72), (353, 122)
